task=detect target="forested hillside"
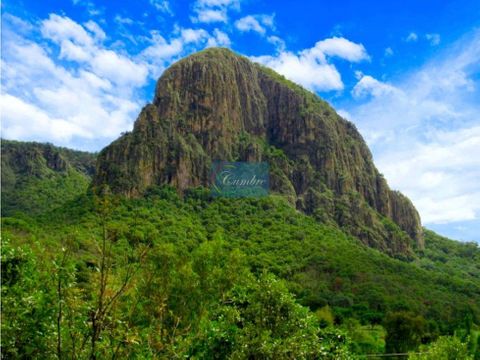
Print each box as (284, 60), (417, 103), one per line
(2, 179), (479, 358)
(1, 140), (96, 217)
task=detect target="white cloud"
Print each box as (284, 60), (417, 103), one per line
(40, 14), (149, 86)
(1, 14), (34, 34)
(40, 15), (94, 62)
(426, 33), (441, 46)
(191, 0), (240, 23)
(254, 52), (343, 91)
(337, 109), (352, 121)
(259, 14), (275, 28)
(406, 32), (418, 42)
(84, 20), (106, 41)
(71, 0), (101, 16)
(41, 14), (94, 46)
(206, 29), (231, 47)
(352, 75), (398, 98)
(310, 37), (370, 62)
(196, 0), (240, 7)
(142, 32), (183, 60)
(181, 28), (209, 43)
(235, 15), (265, 34)
(192, 9), (228, 23)
(150, 0), (172, 14)
(114, 15), (134, 25)
(235, 14), (275, 35)
(1, 14), (149, 149)
(60, 40), (92, 62)
(193, 8), (227, 23)
(267, 35), (286, 52)
(252, 37), (369, 91)
(1, 93), (91, 141)
(90, 50), (148, 86)
(195, 0), (240, 11)
(405, 32), (441, 46)
(344, 30), (480, 225)
(376, 126), (480, 224)
(384, 47), (394, 57)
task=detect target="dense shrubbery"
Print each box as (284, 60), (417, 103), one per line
(190, 273), (352, 359)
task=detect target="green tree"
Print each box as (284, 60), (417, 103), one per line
(87, 192), (148, 359)
(315, 305), (335, 328)
(190, 273), (353, 359)
(384, 311), (426, 355)
(1, 240), (56, 359)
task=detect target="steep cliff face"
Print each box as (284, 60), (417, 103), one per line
(94, 48), (423, 255)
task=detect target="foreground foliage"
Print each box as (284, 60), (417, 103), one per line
(2, 186), (479, 358)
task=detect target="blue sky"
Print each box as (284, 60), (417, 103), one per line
(1, 0), (480, 243)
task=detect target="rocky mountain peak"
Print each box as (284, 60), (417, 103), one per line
(94, 47), (423, 255)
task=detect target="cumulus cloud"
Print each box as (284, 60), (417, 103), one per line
(206, 29), (231, 47)
(352, 75), (398, 98)
(84, 20), (106, 41)
(1, 93), (91, 141)
(181, 28), (209, 43)
(235, 15), (265, 34)
(376, 126), (480, 224)
(40, 14), (149, 86)
(254, 52), (343, 91)
(1, 19), (143, 148)
(193, 9), (227, 23)
(41, 14), (94, 47)
(344, 30), (480, 227)
(235, 14), (275, 35)
(141, 32), (183, 61)
(252, 37), (369, 91)
(90, 50), (149, 86)
(311, 37), (370, 62)
(191, 0), (240, 23)
(267, 35), (286, 52)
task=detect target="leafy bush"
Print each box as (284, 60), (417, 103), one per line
(409, 336), (473, 360)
